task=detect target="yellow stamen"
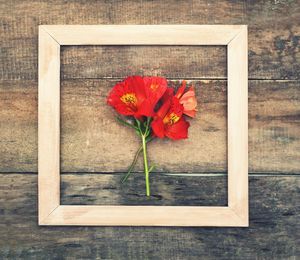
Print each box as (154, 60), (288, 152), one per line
(120, 93), (137, 105)
(163, 112), (180, 125)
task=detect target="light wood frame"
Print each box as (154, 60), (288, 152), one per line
(38, 25), (248, 226)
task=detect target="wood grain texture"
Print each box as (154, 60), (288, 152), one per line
(227, 26), (248, 220)
(38, 27), (61, 222)
(0, 174), (299, 258)
(43, 24), (243, 45)
(0, 79), (299, 173)
(0, 0), (299, 80)
(61, 173), (227, 206)
(61, 45), (227, 79)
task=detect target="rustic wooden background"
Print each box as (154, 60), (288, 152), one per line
(1, 0), (299, 259)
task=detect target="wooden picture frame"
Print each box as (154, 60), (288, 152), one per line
(38, 25), (248, 226)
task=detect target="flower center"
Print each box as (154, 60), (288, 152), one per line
(163, 112), (180, 125)
(120, 93), (137, 106)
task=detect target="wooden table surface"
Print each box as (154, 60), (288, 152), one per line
(0, 0), (299, 259)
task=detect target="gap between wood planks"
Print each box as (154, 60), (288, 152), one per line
(60, 77), (300, 81)
(1, 172), (299, 176)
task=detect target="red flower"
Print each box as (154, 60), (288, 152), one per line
(175, 80), (198, 118)
(107, 76), (167, 118)
(151, 96), (190, 140)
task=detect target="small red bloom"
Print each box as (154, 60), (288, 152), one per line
(107, 76), (167, 118)
(175, 80), (198, 118)
(151, 96), (190, 140)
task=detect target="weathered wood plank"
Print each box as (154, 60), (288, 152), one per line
(60, 173), (227, 206)
(0, 0), (299, 80)
(0, 174), (299, 259)
(0, 79), (299, 173)
(61, 45), (227, 79)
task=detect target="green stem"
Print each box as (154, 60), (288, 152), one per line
(123, 117), (152, 196)
(116, 117), (138, 130)
(121, 137), (154, 184)
(121, 145), (143, 183)
(142, 134), (150, 196)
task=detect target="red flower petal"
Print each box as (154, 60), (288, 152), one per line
(151, 117), (165, 138)
(123, 76), (166, 118)
(126, 76), (146, 105)
(143, 76), (168, 106)
(138, 99), (156, 117)
(166, 97), (184, 120)
(107, 82), (137, 116)
(156, 98), (172, 119)
(179, 86), (198, 118)
(161, 87), (174, 103)
(175, 80), (186, 99)
(165, 118), (190, 140)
